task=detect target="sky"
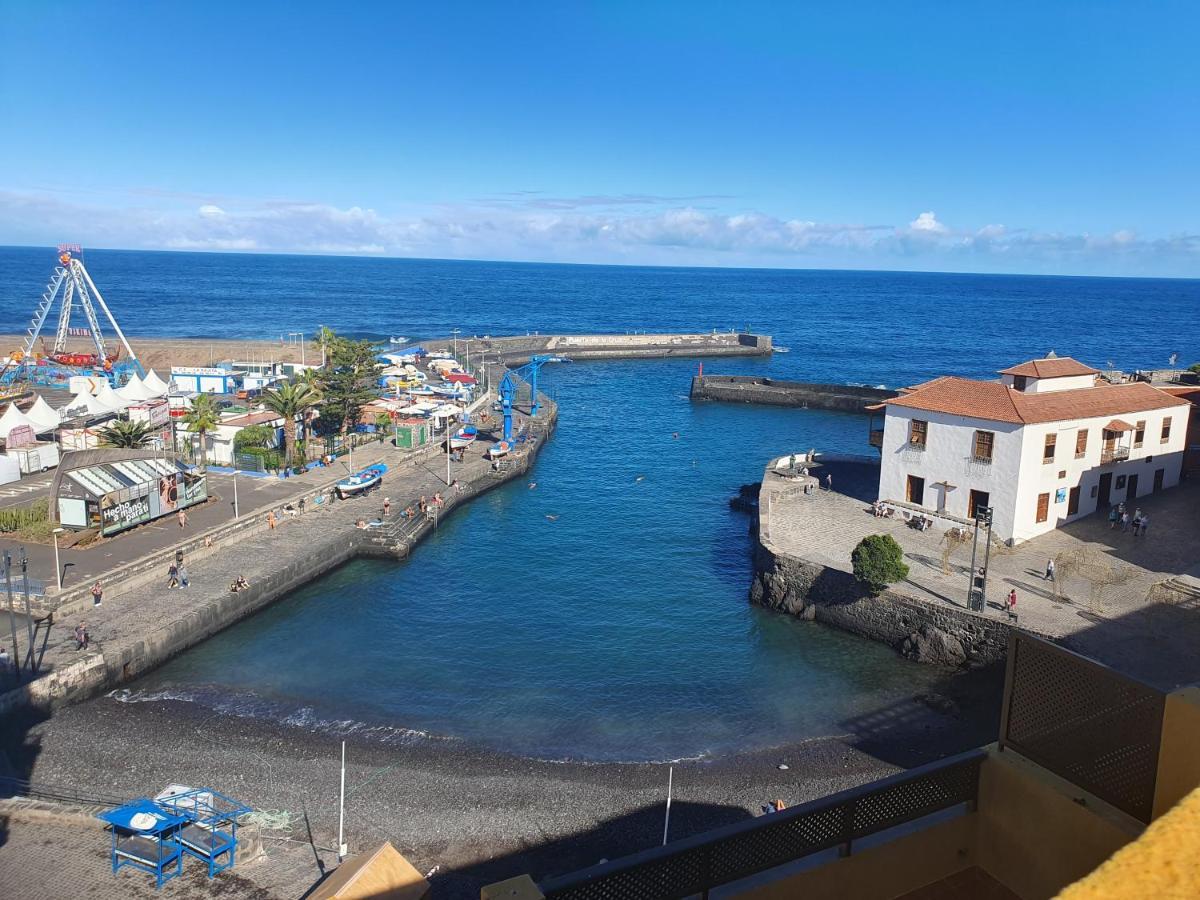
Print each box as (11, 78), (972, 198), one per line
(1, 1), (1198, 276)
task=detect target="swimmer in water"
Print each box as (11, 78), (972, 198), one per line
(672, 432), (679, 439)
(635, 474), (645, 482)
(545, 514), (559, 521)
(528, 481), (537, 489)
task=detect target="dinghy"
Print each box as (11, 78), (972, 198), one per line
(487, 441), (512, 459)
(450, 425), (478, 449)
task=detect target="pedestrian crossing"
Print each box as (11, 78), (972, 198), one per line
(0, 477), (52, 499)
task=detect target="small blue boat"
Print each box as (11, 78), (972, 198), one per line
(335, 463), (387, 498)
(450, 424), (478, 449)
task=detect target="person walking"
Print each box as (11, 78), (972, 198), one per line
(74, 622), (89, 650)
(383, 497), (391, 516)
(177, 509), (187, 529)
(1139, 513), (1150, 536)
(167, 563), (179, 589)
(1045, 558), (1056, 582)
(267, 510), (277, 530)
(824, 472), (833, 492)
(1132, 515), (1142, 537)
(178, 565), (189, 588)
(90, 581), (103, 608)
(1007, 588), (1017, 619)
(1108, 505), (1120, 529)
(1120, 510), (1131, 533)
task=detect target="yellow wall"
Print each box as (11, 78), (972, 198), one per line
(975, 752), (1140, 900)
(732, 815), (974, 900)
(1153, 686), (1200, 820)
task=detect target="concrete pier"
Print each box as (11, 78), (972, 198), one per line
(468, 331), (772, 365)
(690, 374), (896, 413)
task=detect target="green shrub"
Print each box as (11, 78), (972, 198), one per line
(0, 498), (48, 533)
(851, 533), (910, 593)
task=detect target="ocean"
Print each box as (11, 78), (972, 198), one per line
(3, 246), (1196, 760)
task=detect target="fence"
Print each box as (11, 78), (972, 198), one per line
(998, 632), (1165, 823)
(540, 749), (984, 900)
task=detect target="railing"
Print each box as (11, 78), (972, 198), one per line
(969, 455), (993, 466)
(998, 632), (1164, 823)
(1100, 447), (1130, 464)
(0, 775), (126, 808)
(540, 749), (984, 900)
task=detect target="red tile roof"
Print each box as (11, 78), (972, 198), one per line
(221, 411), (282, 427)
(886, 379), (1187, 426)
(998, 357), (1100, 378)
(1104, 419), (1134, 432)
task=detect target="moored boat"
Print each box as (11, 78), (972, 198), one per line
(450, 425), (478, 449)
(487, 440), (512, 459)
(335, 463), (387, 498)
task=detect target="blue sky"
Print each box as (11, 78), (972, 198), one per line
(2, 1), (1198, 275)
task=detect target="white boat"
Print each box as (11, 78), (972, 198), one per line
(774, 346), (791, 353)
(487, 440), (512, 459)
(449, 425), (478, 449)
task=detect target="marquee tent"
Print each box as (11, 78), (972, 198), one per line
(0, 403), (39, 440)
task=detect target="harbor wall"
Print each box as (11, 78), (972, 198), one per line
(691, 375), (897, 414)
(751, 465), (1011, 668)
(474, 332), (771, 366)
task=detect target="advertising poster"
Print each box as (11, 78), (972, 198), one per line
(100, 488), (152, 536)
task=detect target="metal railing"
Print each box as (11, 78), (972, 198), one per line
(1100, 447), (1130, 464)
(540, 749), (984, 900)
(0, 775), (126, 808)
(998, 632), (1164, 823)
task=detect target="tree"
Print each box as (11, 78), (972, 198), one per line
(315, 331), (382, 436)
(260, 381), (322, 465)
(96, 419), (155, 449)
(852, 534), (910, 593)
(374, 412), (392, 442)
(233, 423), (275, 452)
(181, 393), (221, 470)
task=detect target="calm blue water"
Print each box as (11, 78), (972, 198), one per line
(4, 247), (1196, 760)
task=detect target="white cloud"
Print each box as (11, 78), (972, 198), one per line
(0, 189), (1196, 276)
(909, 211), (948, 234)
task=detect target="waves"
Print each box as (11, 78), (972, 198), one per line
(108, 685), (447, 747)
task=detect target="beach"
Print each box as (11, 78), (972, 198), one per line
(11, 665), (1001, 898)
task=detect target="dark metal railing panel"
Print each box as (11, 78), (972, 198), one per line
(540, 749), (984, 900)
(998, 632), (1164, 823)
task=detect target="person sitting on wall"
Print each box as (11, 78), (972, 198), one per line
(230, 576), (250, 593)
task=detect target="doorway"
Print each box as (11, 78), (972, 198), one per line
(1067, 486), (1080, 516)
(906, 475), (925, 505)
(1098, 472), (1112, 508)
(1153, 468), (1164, 492)
(1127, 473), (1139, 501)
(968, 489), (990, 520)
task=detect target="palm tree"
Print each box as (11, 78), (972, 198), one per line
(260, 381), (322, 466)
(181, 393), (221, 470)
(97, 419), (155, 449)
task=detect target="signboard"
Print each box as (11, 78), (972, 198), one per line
(6, 424), (36, 448)
(128, 399), (170, 427)
(101, 489), (152, 536)
(59, 497), (88, 528)
(171, 366), (228, 377)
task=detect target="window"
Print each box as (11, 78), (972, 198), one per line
(1075, 429), (1088, 458)
(1012, 375), (1027, 392)
(973, 430), (994, 463)
(1035, 492), (1049, 523)
(908, 419), (928, 448)
(1043, 433), (1056, 464)
(1162, 417), (1172, 444)
(1134, 420), (1145, 448)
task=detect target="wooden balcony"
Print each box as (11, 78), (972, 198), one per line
(1101, 447), (1130, 465)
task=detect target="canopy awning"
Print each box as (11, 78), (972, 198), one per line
(1104, 419), (1134, 432)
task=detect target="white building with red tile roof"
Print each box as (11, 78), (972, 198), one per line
(875, 356), (1191, 543)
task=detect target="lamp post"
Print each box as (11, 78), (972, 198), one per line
(52, 528), (65, 590)
(451, 328), (460, 360)
(232, 470), (239, 520)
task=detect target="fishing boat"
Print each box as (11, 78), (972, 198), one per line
(487, 440), (512, 459)
(335, 463), (387, 498)
(428, 383), (467, 398)
(450, 425), (478, 449)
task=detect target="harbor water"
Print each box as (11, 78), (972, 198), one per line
(2, 247), (1196, 760)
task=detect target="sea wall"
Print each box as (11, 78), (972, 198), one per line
(751, 464), (1011, 668)
(472, 332), (771, 366)
(691, 375), (897, 414)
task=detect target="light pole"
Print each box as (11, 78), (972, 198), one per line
(451, 328), (460, 360)
(232, 471), (239, 519)
(52, 528), (64, 590)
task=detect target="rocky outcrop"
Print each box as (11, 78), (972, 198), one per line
(751, 537), (1010, 669)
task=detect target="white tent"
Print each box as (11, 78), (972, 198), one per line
(63, 391), (119, 417)
(429, 404), (464, 419)
(25, 395), (62, 433)
(116, 373), (155, 402)
(0, 403), (38, 440)
(94, 382), (131, 410)
(142, 369), (170, 395)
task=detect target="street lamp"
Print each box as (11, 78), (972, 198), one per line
(52, 528), (65, 590)
(451, 328), (460, 360)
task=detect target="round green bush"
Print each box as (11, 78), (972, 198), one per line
(851, 533), (910, 593)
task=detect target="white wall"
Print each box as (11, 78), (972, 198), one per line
(878, 408), (1023, 537)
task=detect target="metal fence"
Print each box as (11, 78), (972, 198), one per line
(998, 632), (1165, 823)
(540, 749), (984, 900)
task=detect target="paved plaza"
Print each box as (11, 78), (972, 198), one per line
(763, 458), (1200, 688)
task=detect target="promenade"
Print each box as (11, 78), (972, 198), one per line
(760, 457), (1200, 688)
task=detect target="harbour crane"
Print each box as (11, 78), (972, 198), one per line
(498, 354), (566, 442)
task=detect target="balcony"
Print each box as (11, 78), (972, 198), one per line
(868, 429), (884, 448)
(1101, 447), (1130, 465)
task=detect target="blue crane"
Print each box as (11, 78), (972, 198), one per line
(498, 354), (566, 442)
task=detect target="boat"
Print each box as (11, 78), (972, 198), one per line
(428, 383), (467, 398)
(487, 440), (512, 459)
(449, 425), (478, 449)
(335, 463), (387, 498)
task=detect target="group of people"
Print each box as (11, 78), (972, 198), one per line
(1108, 502), (1150, 537)
(229, 575), (250, 593)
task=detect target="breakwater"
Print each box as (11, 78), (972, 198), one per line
(472, 331), (771, 365)
(691, 374), (897, 413)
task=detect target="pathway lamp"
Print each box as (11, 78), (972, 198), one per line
(53, 527), (65, 590)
